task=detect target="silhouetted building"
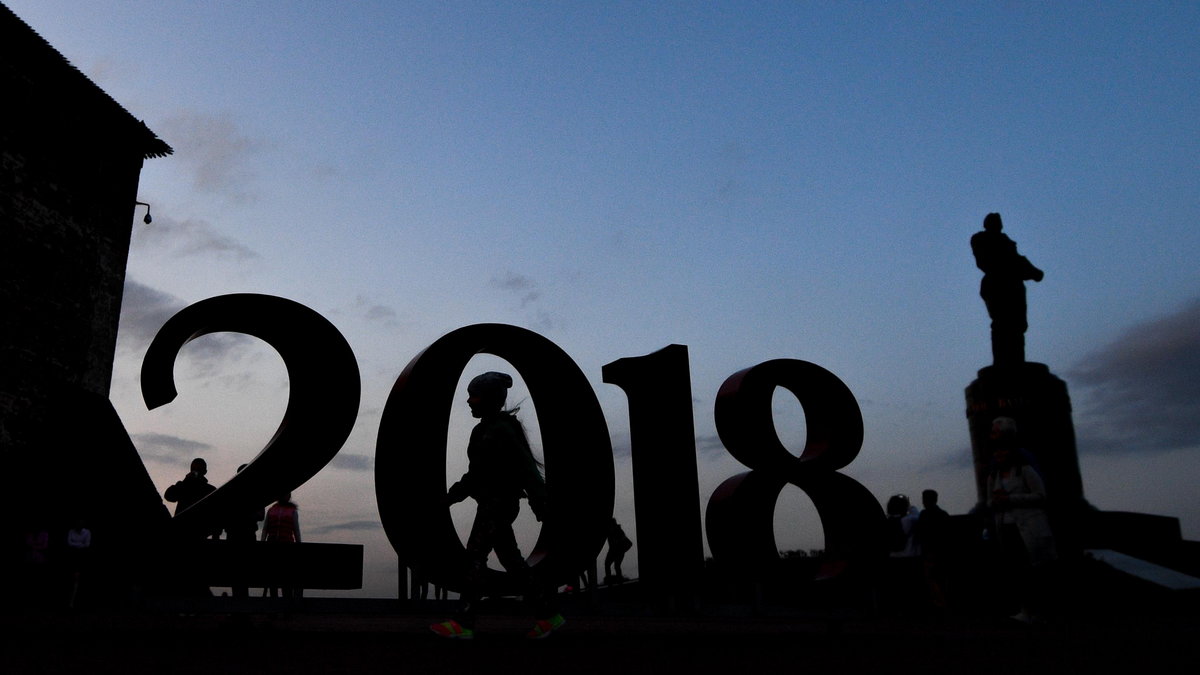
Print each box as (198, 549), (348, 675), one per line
(1, 2), (170, 412)
(1, 3), (172, 598)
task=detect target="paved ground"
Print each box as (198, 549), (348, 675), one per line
(3, 599), (1199, 675)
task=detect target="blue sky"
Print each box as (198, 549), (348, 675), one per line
(8, 1), (1199, 597)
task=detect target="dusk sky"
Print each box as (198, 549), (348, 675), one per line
(8, 1), (1199, 597)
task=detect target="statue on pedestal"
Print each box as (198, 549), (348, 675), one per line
(966, 214), (1088, 533)
(971, 213), (1043, 367)
(964, 217), (1188, 577)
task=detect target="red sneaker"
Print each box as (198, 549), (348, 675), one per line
(430, 619), (474, 640)
(526, 614), (565, 639)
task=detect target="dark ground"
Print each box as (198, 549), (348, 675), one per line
(3, 596), (1199, 675)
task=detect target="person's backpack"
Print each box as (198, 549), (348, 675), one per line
(615, 529), (632, 553)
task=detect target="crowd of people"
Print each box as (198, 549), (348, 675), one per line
(884, 415), (1059, 623)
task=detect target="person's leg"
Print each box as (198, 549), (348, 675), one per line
(481, 502), (565, 637)
(453, 508), (501, 631)
(432, 507), (496, 639)
(997, 524), (1035, 621)
(487, 502), (554, 621)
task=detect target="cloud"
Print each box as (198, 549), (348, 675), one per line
(307, 520), (382, 536)
(119, 279), (187, 350)
(329, 453), (372, 472)
(131, 432), (212, 465)
(695, 433), (726, 458)
(118, 279), (254, 369)
(159, 110), (262, 203)
(1067, 299), (1200, 454)
(491, 271), (556, 331)
(175, 332), (270, 387)
(132, 213), (258, 260)
(350, 295), (399, 327)
(492, 271), (541, 307)
(606, 434), (725, 461)
(364, 305), (397, 323)
(917, 444), (975, 472)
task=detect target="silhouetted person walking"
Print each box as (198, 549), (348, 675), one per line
(971, 213), (1043, 367)
(430, 371), (562, 640)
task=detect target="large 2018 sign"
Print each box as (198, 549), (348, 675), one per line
(144, 294), (886, 592)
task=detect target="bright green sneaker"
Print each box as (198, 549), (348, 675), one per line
(525, 613), (565, 639)
(430, 619), (474, 640)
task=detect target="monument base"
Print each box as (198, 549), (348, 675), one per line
(965, 362), (1091, 551)
(965, 363), (1200, 569)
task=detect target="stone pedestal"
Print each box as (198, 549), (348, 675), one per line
(965, 363), (1091, 545)
(964, 363), (1200, 580)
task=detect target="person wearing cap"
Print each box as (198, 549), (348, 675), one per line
(431, 372), (562, 640)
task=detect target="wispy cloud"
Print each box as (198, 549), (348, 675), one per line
(307, 520), (382, 536)
(353, 295), (399, 328)
(131, 432), (212, 465)
(160, 110), (262, 203)
(492, 271), (541, 307)
(329, 453), (372, 472)
(917, 444), (975, 472)
(132, 213), (258, 260)
(695, 433), (726, 459)
(364, 305), (397, 323)
(606, 435), (724, 461)
(491, 271), (556, 331)
(1067, 299), (1200, 455)
(118, 279), (253, 369)
(118, 279), (187, 352)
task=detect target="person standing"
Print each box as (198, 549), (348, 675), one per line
(225, 464), (264, 598)
(165, 458), (220, 541)
(604, 519), (632, 582)
(164, 458), (216, 517)
(917, 489), (951, 612)
(886, 494), (921, 558)
(65, 519), (91, 608)
(987, 417), (1057, 623)
(262, 493), (301, 544)
(262, 492), (301, 599)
